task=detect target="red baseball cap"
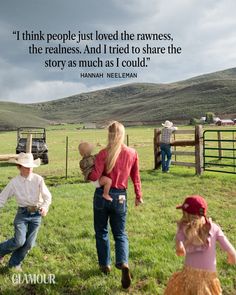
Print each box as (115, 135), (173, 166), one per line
(176, 195), (208, 217)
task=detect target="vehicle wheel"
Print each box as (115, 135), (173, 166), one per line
(41, 153), (49, 164)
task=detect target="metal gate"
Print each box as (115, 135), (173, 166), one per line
(203, 129), (236, 174)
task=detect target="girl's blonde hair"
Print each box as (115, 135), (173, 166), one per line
(106, 121), (125, 174)
(178, 211), (210, 247)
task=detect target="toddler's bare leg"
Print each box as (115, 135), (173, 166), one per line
(99, 176), (112, 201)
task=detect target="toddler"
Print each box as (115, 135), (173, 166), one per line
(78, 142), (112, 201)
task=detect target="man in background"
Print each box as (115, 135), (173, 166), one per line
(160, 120), (178, 173)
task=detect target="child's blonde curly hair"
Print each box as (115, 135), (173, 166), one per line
(178, 211), (211, 247)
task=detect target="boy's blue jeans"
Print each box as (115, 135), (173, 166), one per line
(160, 143), (172, 172)
(0, 207), (41, 267)
(93, 187), (128, 268)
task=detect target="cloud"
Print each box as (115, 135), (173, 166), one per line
(0, 0), (236, 102)
(111, 0), (160, 17)
(2, 80), (103, 103)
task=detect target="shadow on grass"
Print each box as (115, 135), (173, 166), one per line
(1, 273), (79, 295)
(0, 162), (15, 168)
(78, 267), (100, 280)
(0, 266), (10, 275)
(144, 169), (196, 178)
(45, 176), (85, 187)
(1, 272), (125, 295)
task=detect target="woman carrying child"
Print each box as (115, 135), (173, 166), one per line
(89, 121), (143, 289)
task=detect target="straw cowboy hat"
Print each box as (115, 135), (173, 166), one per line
(10, 152), (41, 168)
(162, 120), (173, 128)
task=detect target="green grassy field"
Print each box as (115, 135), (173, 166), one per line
(0, 125), (235, 295)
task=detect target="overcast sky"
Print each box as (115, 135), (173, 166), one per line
(0, 0), (236, 103)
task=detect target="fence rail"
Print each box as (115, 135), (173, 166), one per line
(203, 129), (236, 174)
(172, 151), (195, 156)
(154, 125), (203, 175)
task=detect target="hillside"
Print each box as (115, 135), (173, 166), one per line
(0, 67), (236, 129)
(0, 102), (51, 130)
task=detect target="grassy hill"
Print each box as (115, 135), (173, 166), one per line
(0, 102), (51, 130)
(0, 67), (236, 129)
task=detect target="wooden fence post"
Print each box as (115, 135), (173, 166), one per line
(154, 128), (161, 169)
(26, 134), (32, 153)
(173, 133), (177, 162)
(195, 125), (203, 175)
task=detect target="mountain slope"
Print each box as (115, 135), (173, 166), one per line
(0, 67), (236, 129)
(0, 102), (51, 130)
(32, 67), (236, 122)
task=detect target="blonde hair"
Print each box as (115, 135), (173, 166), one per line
(78, 142), (93, 157)
(106, 121), (125, 173)
(178, 212), (210, 247)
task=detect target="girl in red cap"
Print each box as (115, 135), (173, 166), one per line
(164, 195), (236, 295)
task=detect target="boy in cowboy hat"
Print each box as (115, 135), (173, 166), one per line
(160, 120), (178, 172)
(0, 153), (52, 271)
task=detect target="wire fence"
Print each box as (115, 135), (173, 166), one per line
(1, 126), (236, 184)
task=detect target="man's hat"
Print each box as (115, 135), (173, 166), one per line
(162, 120), (173, 128)
(176, 195), (207, 217)
(10, 152), (40, 168)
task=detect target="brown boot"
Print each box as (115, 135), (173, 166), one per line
(100, 265), (111, 275)
(121, 264), (131, 289)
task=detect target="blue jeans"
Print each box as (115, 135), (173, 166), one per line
(0, 207), (41, 267)
(160, 143), (172, 172)
(93, 187), (128, 267)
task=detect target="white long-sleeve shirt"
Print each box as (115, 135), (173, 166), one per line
(0, 173), (52, 213)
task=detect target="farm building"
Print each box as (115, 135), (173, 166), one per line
(200, 116), (221, 123)
(216, 119), (235, 126)
(83, 123), (97, 129)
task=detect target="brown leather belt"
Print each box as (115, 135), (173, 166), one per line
(26, 206), (39, 213)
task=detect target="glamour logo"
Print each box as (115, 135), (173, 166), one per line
(11, 273), (56, 285)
